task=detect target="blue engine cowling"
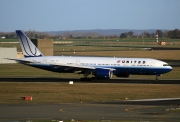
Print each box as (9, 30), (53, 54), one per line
(93, 68), (113, 79)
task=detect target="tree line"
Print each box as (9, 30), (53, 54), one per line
(0, 29), (180, 39)
(120, 29), (180, 39)
(0, 30), (50, 39)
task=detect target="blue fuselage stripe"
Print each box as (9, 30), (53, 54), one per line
(28, 64), (172, 75)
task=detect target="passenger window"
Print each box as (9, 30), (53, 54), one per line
(163, 64), (168, 66)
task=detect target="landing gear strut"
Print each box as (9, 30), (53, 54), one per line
(80, 71), (92, 81)
(155, 74), (161, 81)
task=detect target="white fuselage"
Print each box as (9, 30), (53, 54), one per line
(18, 56), (172, 78)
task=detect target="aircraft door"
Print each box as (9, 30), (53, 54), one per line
(150, 62), (155, 68)
(75, 60), (80, 65)
(43, 59), (47, 64)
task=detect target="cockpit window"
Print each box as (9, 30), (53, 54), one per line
(163, 64), (169, 66)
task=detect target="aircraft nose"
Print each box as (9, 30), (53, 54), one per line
(168, 66), (173, 72)
(170, 66), (173, 70)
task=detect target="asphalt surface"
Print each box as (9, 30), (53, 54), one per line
(0, 77), (180, 84)
(0, 101), (180, 122)
(0, 78), (179, 122)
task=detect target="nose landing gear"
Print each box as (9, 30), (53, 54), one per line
(156, 74), (161, 81)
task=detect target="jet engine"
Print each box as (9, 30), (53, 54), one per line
(94, 69), (113, 79)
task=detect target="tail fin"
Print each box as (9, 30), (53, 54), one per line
(16, 30), (43, 57)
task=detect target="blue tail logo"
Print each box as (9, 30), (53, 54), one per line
(16, 30), (43, 57)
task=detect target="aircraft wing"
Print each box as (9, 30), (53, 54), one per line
(15, 59), (34, 64)
(5, 58), (33, 64)
(49, 64), (115, 73)
(51, 64), (95, 69)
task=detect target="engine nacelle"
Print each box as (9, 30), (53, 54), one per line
(94, 69), (113, 79)
(116, 74), (130, 78)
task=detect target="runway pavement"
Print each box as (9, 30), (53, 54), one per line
(0, 77), (180, 84)
(0, 100), (180, 122)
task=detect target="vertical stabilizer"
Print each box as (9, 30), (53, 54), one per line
(16, 30), (43, 57)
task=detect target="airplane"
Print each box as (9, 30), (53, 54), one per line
(15, 30), (172, 80)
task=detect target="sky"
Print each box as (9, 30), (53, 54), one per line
(0, 0), (180, 32)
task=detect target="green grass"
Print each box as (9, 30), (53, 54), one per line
(0, 64), (82, 78)
(0, 39), (18, 42)
(0, 82), (179, 104)
(54, 38), (180, 42)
